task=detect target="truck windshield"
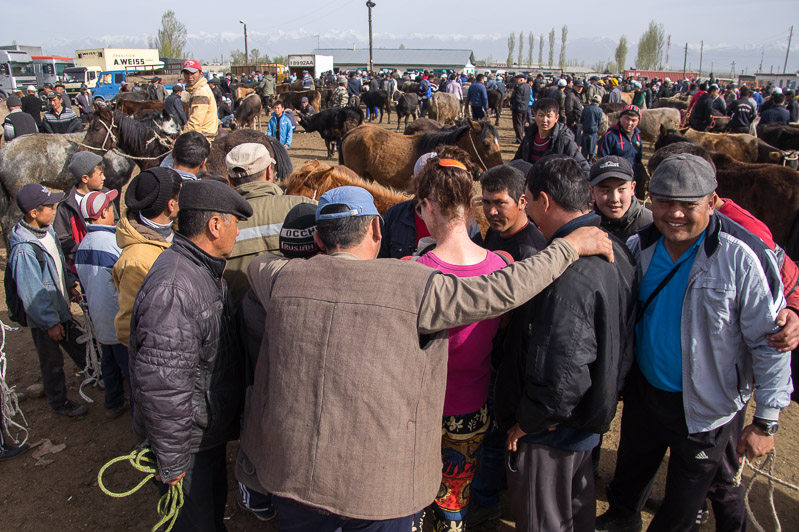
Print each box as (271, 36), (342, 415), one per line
(65, 68), (86, 83)
(10, 62), (34, 76)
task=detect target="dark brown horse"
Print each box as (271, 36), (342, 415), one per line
(339, 120), (503, 191)
(81, 106), (180, 170)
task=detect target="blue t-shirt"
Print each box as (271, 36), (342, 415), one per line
(636, 233), (706, 392)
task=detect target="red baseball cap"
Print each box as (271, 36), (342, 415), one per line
(80, 190), (118, 220)
(181, 59), (202, 73)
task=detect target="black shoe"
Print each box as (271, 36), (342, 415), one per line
(595, 507), (643, 532)
(0, 442), (29, 461)
(105, 401), (128, 420)
(464, 502), (501, 527)
(53, 400), (87, 418)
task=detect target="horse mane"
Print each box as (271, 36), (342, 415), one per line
(111, 109), (159, 154)
(417, 125), (469, 153)
(286, 160), (410, 214)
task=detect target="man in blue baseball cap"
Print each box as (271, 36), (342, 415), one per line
(238, 185), (615, 530)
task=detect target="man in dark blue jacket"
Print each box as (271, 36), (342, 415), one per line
(510, 75), (532, 143)
(580, 95), (603, 161)
(164, 84), (187, 129)
(759, 93), (791, 125)
(598, 105), (643, 180)
(467, 74), (489, 120)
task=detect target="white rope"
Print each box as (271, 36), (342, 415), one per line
(733, 450), (799, 532)
(466, 126), (489, 172)
(74, 298), (103, 403)
(0, 320), (29, 446)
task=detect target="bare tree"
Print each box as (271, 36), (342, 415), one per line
(636, 20), (666, 70)
(507, 33), (516, 68)
(559, 25), (568, 68)
(518, 32), (524, 66)
(615, 36), (628, 73)
(229, 50), (247, 65)
(527, 33), (535, 66)
(548, 28), (555, 67)
(150, 10), (187, 59)
(539, 35), (544, 66)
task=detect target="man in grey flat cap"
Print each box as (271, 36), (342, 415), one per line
(597, 154), (793, 532)
(129, 180), (253, 532)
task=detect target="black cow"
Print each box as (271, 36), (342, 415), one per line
(362, 90), (390, 124)
(394, 93), (419, 132)
(298, 106), (364, 158)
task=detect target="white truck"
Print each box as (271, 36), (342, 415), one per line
(65, 48), (163, 96)
(287, 54), (334, 81)
(0, 49), (36, 97)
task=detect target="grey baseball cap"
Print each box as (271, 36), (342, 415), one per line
(649, 154), (717, 201)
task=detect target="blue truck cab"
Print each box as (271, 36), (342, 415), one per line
(91, 70), (174, 102)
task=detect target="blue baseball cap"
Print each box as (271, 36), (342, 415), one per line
(316, 186), (380, 221)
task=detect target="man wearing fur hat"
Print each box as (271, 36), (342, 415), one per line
(129, 180), (253, 531)
(112, 168), (182, 347)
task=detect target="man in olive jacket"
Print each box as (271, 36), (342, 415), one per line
(239, 186), (613, 529)
(129, 180), (253, 532)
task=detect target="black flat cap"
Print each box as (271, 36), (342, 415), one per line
(179, 180), (253, 220)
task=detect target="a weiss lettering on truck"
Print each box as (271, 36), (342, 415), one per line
(69, 48), (163, 97)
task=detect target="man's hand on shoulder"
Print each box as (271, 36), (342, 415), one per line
(766, 308), (799, 352)
(561, 226), (614, 263)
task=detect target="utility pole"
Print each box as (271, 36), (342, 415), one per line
(784, 25), (794, 74)
(759, 50), (764, 73)
(682, 42), (688, 81)
(239, 20), (248, 66)
(366, 1), (376, 72)
(666, 35), (671, 68)
(314, 34), (320, 50)
(699, 40), (703, 77)
(730, 61), (736, 78)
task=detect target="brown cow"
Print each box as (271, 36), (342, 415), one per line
(278, 90), (322, 115)
(404, 117), (444, 135)
(600, 108), (681, 142)
(427, 92), (460, 125)
(682, 129), (787, 164)
(231, 93), (262, 130)
(757, 123), (799, 151)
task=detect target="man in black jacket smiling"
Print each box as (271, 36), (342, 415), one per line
(497, 155), (636, 531)
(129, 180), (253, 532)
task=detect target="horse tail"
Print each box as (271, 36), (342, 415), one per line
(265, 137), (293, 181)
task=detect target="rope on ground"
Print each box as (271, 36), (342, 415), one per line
(74, 298), (103, 403)
(732, 449), (799, 532)
(0, 319), (28, 446)
(98, 447), (184, 532)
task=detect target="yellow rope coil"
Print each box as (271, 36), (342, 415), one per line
(97, 448), (184, 532)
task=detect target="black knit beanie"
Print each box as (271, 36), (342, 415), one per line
(125, 167), (179, 219)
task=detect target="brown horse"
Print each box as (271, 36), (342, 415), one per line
(284, 160), (410, 215)
(339, 120), (503, 191)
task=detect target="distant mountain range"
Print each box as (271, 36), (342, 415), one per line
(39, 31), (797, 76)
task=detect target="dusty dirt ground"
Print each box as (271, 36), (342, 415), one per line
(1, 108), (798, 531)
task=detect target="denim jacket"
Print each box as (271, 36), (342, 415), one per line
(8, 222), (75, 330)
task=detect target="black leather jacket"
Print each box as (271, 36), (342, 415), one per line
(495, 214), (637, 434)
(129, 233), (244, 482)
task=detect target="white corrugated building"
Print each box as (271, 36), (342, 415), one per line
(312, 48), (476, 74)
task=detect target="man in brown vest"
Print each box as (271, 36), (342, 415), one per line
(239, 185), (613, 531)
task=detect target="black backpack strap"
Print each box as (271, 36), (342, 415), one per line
(636, 259), (689, 323)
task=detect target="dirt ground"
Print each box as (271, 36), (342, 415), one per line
(1, 109), (798, 531)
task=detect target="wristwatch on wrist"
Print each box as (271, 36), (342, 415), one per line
(752, 417), (779, 435)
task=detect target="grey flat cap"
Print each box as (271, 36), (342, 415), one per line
(649, 153), (717, 201)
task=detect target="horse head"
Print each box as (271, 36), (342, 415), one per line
(82, 105), (118, 152)
(153, 110), (181, 136)
(284, 160), (328, 200)
(466, 119), (503, 170)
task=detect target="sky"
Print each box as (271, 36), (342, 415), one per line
(3, 0), (797, 73)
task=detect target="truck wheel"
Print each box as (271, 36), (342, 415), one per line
(0, 89), (8, 99)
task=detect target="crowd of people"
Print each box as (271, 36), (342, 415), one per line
(0, 58), (797, 532)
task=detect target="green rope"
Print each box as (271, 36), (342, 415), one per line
(97, 448), (184, 532)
